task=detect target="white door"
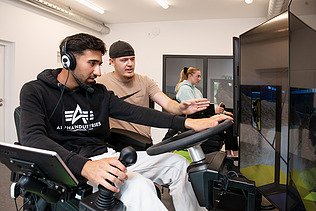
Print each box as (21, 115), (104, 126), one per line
(0, 40), (15, 144)
(0, 44), (4, 142)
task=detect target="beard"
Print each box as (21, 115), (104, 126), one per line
(87, 80), (96, 85)
(123, 72), (135, 80)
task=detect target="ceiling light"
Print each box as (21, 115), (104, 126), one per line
(245, 0), (253, 4)
(18, 0), (109, 34)
(155, 0), (169, 9)
(75, 0), (105, 14)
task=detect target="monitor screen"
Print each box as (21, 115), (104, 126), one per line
(238, 9), (316, 210)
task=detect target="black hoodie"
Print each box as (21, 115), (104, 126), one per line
(19, 69), (186, 179)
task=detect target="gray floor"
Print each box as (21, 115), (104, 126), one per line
(0, 163), (23, 211)
(158, 185), (176, 211)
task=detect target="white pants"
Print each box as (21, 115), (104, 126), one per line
(90, 148), (206, 211)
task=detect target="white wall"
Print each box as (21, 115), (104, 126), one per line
(105, 19), (265, 142)
(0, 0), (265, 143)
(0, 0), (102, 143)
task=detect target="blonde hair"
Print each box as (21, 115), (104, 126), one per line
(175, 67), (201, 92)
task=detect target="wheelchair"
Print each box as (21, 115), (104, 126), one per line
(1, 106), (153, 211)
(2, 107), (258, 211)
(0, 142), (137, 211)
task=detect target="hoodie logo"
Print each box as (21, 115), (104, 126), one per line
(65, 104), (94, 124)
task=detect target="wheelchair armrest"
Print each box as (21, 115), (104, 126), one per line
(108, 128), (153, 151)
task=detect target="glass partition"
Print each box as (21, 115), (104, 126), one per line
(163, 55), (233, 106)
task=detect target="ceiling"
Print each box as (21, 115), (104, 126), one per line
(51, 0), (272, 24)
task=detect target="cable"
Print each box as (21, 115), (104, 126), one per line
(48, 71), (69, 120)
(18, 197), (31, 211)
(227, 170), (239, 178)
(14, 198), (19, 211)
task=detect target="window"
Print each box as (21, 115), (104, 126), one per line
(163, 55), (233, 108)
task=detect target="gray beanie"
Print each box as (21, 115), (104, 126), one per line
(109, 40), (135, 58)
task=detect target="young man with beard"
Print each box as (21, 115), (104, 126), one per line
(20, 34), (232, 211)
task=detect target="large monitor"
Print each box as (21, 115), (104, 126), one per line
(238, 2), (316, 210)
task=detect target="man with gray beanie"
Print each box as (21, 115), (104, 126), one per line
(98, 40), (210, 211)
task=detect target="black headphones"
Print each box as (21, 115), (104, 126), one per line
(60, 38), (94, 94)
(61, 39), (76, 71)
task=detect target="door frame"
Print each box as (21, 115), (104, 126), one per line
(0, 39), (15, 143)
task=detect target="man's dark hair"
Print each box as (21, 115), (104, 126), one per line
(59, 33), (106, 56)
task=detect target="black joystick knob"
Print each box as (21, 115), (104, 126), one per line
(95, 147), (137, 210)
(118, 146), (137, 167)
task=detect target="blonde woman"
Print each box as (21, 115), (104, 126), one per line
(175, 67), (238, 157)
(176, 67), (224, 115)
(176, 67), (203, 102)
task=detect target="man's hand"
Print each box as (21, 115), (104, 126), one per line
(81, 157), (128, 193)
(179, 98), (210, 115)
(184, 114), (233, 132)
(215, 106), (233, 116)
(215, 106), (225, 114)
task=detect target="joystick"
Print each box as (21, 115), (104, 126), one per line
(118, 146), (137, 167)
(79, 146), (137, 211)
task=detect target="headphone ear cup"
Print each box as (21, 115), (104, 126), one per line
(61, 52), (76, 70)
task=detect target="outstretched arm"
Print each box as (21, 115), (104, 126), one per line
(151, 91), (210, 115)
(184, 114), (234, 132)
(179, 98), (211, 115)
